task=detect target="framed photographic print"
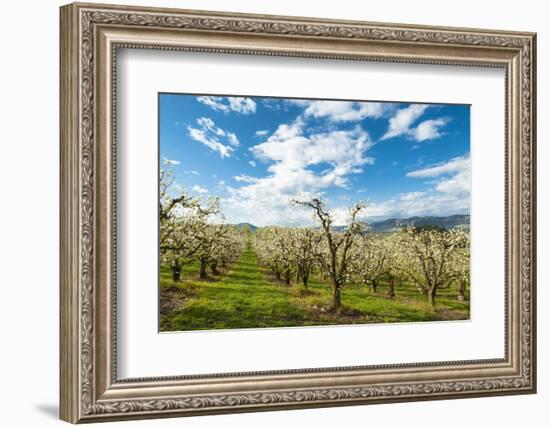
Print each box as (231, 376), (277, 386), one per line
(158, 94), (472, 332)
(60, 2), (537, 423)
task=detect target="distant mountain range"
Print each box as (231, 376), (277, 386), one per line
(234, 222), (258, 232)
(234, 215), (470, 233)
(367, 214), (470, 232)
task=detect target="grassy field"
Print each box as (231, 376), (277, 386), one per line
(160, 245), (470, 332)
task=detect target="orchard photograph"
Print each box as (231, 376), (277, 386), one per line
(159, 93), (471, 332)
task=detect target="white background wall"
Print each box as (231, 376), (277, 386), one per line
(0, 0), (546, 426)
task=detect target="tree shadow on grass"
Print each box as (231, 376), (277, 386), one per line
(164, 300), (306, 331)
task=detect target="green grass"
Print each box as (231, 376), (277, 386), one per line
(160, 246), (470, 332)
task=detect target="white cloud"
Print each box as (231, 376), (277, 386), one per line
(249, 160), (257, 167)
(162, 158), (180, 165)
(197, 117), (221, 134)
(412, 118), (449, 141)
(185, 170), (199, 175)
(262, 99), (287, 111)
(191, 185), (208, 194)
(233, 174), (258, 184)
(197, 96), (228, 112)
(250, 119), (374, 185)
(409, 155), (470, 200)
(365, 189), (468, 221)
(196, 117), (240, 146)
(186, 117), (240, 158)
(228, 97), (256, 114)
(255, 129), (269, 137)
(187, 127), (233, 158)
(399, 191), (425, 201)
(302, 100), (387, 122)
(227, 133), (240, 147)
(381, 104), (449, 142)
(382, 104), (429, 140)
(222, 119), (374, 226)
(364, 155), (470, 221)
(197, 96), (256, 114)
(406, 155), (469, 178)
(320, 206), (364, 227)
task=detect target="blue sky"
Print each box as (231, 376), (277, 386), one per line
(159, 94), (470, 226)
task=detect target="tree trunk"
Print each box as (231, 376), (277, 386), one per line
(199, 260), (208, 280)
(302, 274), (309, 291)
(284, 269), (291, 286)
(370, 280), (377, 294)
(458, 281), (466, 302)
(275, 271), (281, 281)
(332, 280), (341, 308)
(210, 262), (219, 275)
(171, 264), (181, 283)
(428, 287), (437, 306)
(387, 277), (395, 298)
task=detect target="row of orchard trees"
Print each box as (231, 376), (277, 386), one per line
(254, 198), (470, 308)
(160, 168), (246, 282)
(255, 227), (322, 290)
(352, 227), (470, 306)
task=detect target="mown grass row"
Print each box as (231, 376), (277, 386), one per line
(159, 246), (470, 332)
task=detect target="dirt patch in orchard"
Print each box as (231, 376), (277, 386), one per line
(308, 304), (377, 324)
(160, 286), (193, 315)
(434, 307), (470, 321)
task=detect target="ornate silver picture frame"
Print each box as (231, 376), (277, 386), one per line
(60, 2), (536, 423)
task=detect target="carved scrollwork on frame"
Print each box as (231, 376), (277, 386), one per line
(66, 5), (535, 421)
